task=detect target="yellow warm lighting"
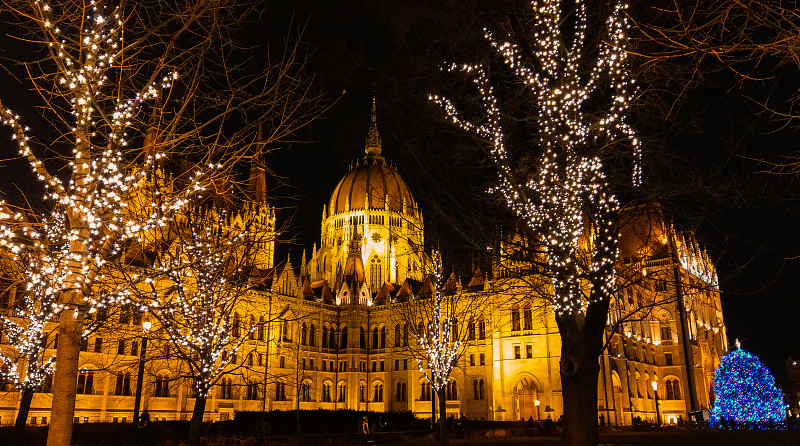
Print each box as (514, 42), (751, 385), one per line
(651, 381), (657, 391)
(142, 321), (152, 331)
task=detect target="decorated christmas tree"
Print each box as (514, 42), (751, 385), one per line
(710, 343), (787, 428)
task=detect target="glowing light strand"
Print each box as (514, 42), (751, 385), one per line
(136, 210), (259, 398)
(0, 0), (215, 321)
(430, 0), (640, 315)
(414, 251), (461, 392)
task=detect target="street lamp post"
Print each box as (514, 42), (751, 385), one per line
(652, 381), (662, 426)
(133, 321), (151, 424)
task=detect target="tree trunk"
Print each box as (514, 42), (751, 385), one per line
(13, 387), (35, 441)
(558, 342), (600, 446)
(437, 387), (448, 445)
(431, 390), (436, 430)
(555, 296), (609, 446)
(46, 309), (85, 446)
(189, 395), (208, 446)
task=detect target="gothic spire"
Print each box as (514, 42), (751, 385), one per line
(248, 151), (268, 203)
(365, 96), (382, 158)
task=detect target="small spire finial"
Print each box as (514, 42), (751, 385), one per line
(365, 96), (382, 157)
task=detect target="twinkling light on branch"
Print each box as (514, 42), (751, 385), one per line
(430, 0), (640, 315)
(0, 0), (215, 320)
(132, 209), (260, 398)
(0, 212), (67, 390)
(414, 251), (461, 392)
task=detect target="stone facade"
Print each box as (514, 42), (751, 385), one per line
(0, 106), (727, 427)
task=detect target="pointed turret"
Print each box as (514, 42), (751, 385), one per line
(365, 96), (382, 158)
(248, 152), (268, 203)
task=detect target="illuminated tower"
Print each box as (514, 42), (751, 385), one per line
(308, 98), (426, 295)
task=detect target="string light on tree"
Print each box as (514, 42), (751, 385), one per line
(414, 251), (461, 393)
(430, 0), (640, 316)
(0, 3), (218, 444)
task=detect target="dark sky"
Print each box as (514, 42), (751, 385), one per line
(0, 1), (797, 388)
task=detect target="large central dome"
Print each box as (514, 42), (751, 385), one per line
(328, 157), (416, 215)
(308, 97), (427, 294)
(327, 98), (416, 216)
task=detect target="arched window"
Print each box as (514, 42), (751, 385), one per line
(219, 378), (233, 400)
(420, 381), (432, 401)
(468, 319), (476, 340)
(309, 323), (316, 347)
(360, 382), (367, 402)
(635, 372), (642, 398)
(341, 326), (348, 349)
(322, 326), (329, 349)
(360, 326), (366, 349)
(338, 382), (347, 402)
(394, 325), (401, 347)
(665, 379), (674, 400)
(233, 313), (241, 338)
(404, 324), (409, 346)
(301, 323), (308, 345)
(478, 317), (486, 340)
(300, 380), (312, 402)
(281, 319), (290, 342)
(451, 318), (458, 341)
(258, 316), (265, 340)
(114, 372), (132, 396)
(373, 382), (384, 402)
(523, 305), (532, 330)
(154, 373), (170, 397)
(473, 379), (479, 400)
(372, 327), (379, 349)
(447, 380), (458, 400)
(329, 325), (336, 349)
(322, 382), (332, 402)
(249, 315), (257, 340)
(511, 304), (521, 331)
(275, 382), (286, 401)
(665, 378), (681, 400)
(246, 381), (260, 400)
(479, 379), (485, 400)
(380, 326), (386, 349)
(370, 256), (382, 290)
(417, 322), (425, 339)
(396, 381), (407, 402)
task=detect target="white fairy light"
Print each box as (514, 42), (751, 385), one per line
(431, 0), (640, 315)
(413, 251), (461, 393)
(0, 0), (221, 405)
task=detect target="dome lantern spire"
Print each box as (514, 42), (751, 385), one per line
(365, 96), (382, 157)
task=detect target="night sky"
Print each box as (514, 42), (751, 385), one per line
(1, 1), (798, 388)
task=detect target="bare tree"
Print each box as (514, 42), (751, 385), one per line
(636, 0), (800, 171)
(0, 208), (63, 436)
(389, 251), (491, 445)
(121, 205), (272, 446)
(431, 0), (641, 444)
(0, 2), (321, 445)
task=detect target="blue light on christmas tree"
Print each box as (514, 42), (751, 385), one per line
(709, 342), (787, 429)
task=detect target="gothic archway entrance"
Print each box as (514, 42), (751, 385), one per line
(514, 378), (540, 421)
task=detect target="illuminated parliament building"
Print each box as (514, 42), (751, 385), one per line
(0, 102), (728, 427)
